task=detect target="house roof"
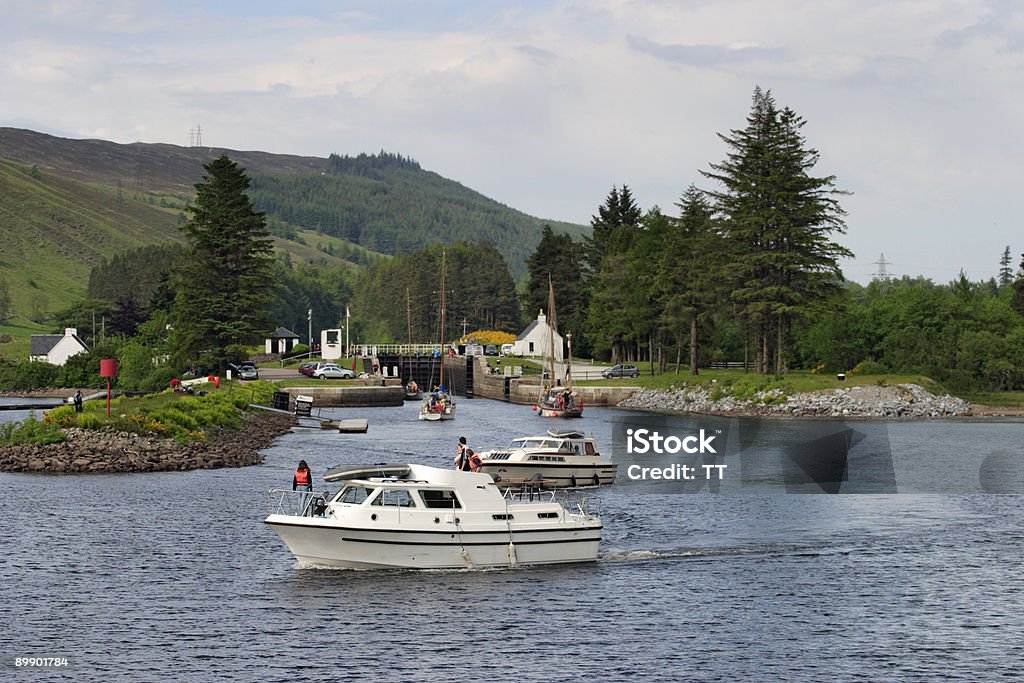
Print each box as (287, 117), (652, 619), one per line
(29, 332), (89, 357)
(29, 334), (63, 356)
(516, 320), (540, 341)
(267, 327), (299, 339)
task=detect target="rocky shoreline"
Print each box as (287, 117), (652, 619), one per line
(618, 383), (972, 419)
(0, 411), (296, 474)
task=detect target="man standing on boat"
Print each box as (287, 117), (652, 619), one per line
(455, 437), (475, 471)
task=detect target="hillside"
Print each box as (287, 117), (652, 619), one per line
(0, 157), (182, 320)
(0, 128), (589, 280)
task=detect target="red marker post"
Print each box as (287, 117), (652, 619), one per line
(100, 359), (118, 417)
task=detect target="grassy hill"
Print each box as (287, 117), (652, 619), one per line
(0, 157), (182, 322)
(0, 128), (589, 283)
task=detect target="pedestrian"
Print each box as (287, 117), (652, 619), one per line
(293, 460), (313, 514)
(454, 437), (473, 471)
(73, 390), (83, 413)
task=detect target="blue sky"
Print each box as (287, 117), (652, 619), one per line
(4, 0), (1023, 283)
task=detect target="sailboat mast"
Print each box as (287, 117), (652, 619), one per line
(440, 250), (446, 388)
(547, 275), (556, 386)
(406, 287), (412, 348)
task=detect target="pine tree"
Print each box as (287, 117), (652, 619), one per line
(659, 185), (721, 375)
(702, 87), (851, 374)
(524, 225), (584, 332)
(998, 246), (1013, 287)
(171, 155), (274, 368)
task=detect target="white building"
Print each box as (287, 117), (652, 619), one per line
(320, 329), (343, 360)
(29, 328), (89, 366)
(513, 310), (563, 361)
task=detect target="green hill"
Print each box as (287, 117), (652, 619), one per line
(0, 128), (589, 282)
(0, 157), (182, 321)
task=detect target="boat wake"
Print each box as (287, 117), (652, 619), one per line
(599, 544), (853, 564)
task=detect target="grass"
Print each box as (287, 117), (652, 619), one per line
(957, 391), (1024, 408)
(32, 380), (280, 443)
(574, 367), (949, 399)
(0, 319), (48, 360)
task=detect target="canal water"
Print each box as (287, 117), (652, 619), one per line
(1, 398), (1022, 681)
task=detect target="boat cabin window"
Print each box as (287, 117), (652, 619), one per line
(584, 442), (595, 455)
(508, 439), (529, 449)
(370, 489), (417, 507)
(334, 485), (375, 505)
(540, 439), (562, 449)
(418, 489), (462, 509)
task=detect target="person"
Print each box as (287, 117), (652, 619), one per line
(73, 390), (83, 413)
(454, 437), (474, 471)
(293, 460), (313, 514)
(469, 450), (483, 473)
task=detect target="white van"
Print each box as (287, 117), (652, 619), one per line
(500, 343), (515, 356)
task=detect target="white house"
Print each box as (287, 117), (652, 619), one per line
(320, 328), (343, 360)
(29, 328), (89, 366)
(513, 310), (563, 361)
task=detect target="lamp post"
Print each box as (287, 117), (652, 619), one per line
(307, 308), (312, 357)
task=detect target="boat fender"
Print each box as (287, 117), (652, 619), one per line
(570, 475), (577, 487)
(508, 542), (518, 568)
(592, 474), (600, 486)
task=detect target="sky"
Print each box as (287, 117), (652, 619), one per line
(4, 0), (1023, 283)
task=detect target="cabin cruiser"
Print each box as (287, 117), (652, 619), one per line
(265, 463), (601, 569)
(476, 430), (617, 489)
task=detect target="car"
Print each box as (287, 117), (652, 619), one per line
(298, 362), (317, 376)
(237, 363), (259, 380)
(484, 345), (498, 356)
(312, 363), (356, 380)
(601, 363), (640, 379)
(500, 343), (515, 356)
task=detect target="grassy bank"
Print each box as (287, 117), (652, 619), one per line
(0, 380), (280, 446)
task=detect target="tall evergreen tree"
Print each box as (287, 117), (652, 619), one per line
(702, 87), (852, 374)
(998, 246), (1013, 287)
(171, 155), (274, 367)
(524, 225), (584, 333)
(659, 186), (721, 375)
(582, 185), (642, 278)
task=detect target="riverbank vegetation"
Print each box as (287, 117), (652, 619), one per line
(0, 381), (280, 447)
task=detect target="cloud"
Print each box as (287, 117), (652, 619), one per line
(629, 36), (787, 68)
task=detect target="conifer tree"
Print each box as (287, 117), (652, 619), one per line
(702, 87), (851, 373)
(998, 246), (1014, 287)
(171, 155), (274, 368)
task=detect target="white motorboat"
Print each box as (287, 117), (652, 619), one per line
(265, 463), (602, 569)
(477, 430), (617, 489)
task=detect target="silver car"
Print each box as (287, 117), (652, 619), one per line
(313, 363), (356, 379)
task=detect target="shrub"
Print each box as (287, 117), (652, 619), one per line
(849, 360), (889, 376)
(0, 417), (66, 445)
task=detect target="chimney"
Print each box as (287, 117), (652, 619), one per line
(65, 328), (77, 337)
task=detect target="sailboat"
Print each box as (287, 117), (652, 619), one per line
(419, 250), (456, 421)
(403, 287), (423, 401)
(536, 277), (583, 418)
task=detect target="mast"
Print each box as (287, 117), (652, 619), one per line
(440, 249), (446, 389)
(406, 287), (413, 348)
(566, 332), (574, 389)
(547, 274), (556, 388)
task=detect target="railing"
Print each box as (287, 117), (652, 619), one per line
(503, 486), (601, 519)
(268, 488), (331, 517)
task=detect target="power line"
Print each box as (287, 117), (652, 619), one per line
(872, 253), (890, 282)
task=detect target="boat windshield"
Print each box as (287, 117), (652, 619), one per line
(370, 489), (417, 507)
(333, 485), (375, 504)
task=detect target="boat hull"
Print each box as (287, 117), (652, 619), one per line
(482, 463), (617, 488)
(265, 516), (601, 569)
(537, 405), (583, 418)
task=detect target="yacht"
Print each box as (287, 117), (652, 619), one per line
(265, 463), (602, 569)
(476, 430), (617, 489)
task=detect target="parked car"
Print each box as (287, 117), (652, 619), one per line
(484, 344), (498, 356)
(500, 343), (515, 356)
(298, 362), (316, 376)
(237, 363), (259, 380)
(601, 363), (640, 379)
(312, 363), (356, 380)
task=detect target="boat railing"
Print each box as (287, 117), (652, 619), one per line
(268, 488), (332, 517)
(503, 486), (601, 519)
